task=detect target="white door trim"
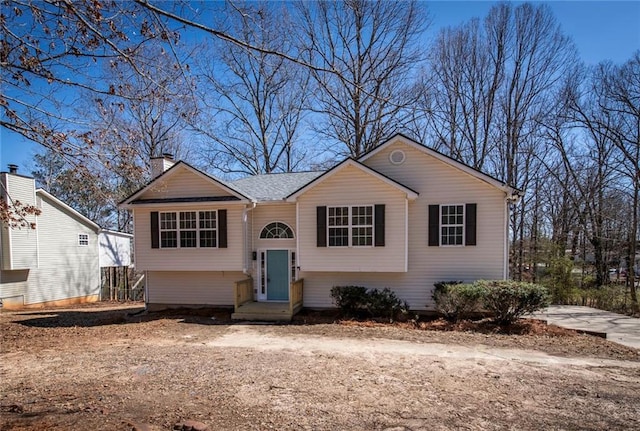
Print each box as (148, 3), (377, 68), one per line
(256, 248), (296, 302)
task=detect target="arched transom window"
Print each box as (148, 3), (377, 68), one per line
(260, 222), (294, 239)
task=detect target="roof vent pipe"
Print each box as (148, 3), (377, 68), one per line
(8, 164), (18, 174)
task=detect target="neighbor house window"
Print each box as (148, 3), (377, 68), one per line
(328, 205), (373, 247)
(160, 211), (217, 248)
(440, 204), (464, 246)
(78, 233), (89, 246)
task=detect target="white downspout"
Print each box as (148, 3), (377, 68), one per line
(503, 196), (509, 280)
(242, 203), (257, 275)
(405, 198), (409, 273)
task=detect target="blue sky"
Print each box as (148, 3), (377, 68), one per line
(2, 0), (639, 173)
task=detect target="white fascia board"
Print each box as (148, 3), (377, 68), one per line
(119, 162), (253, 207)
(121, 200), (249, 209)
(359, 134), (520, 197)
(100, 229), (134, 238)
(286, 158), (418, 202)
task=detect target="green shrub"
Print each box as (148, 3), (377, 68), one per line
(475, 280), (550, 325)
(330, 286), (368, 315)
(432, 281), (483, 322)
(366, 288), (405, 320)
(331, 286), (410, 320)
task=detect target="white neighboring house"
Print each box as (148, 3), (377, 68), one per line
(0, 166), (132, 309)
(120, 134), (521, 319)
(99, 230), (133, 268)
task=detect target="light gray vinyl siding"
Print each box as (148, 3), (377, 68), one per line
(0, 269), (28, 300)
(0, 174), (38, 270)
(146, 270), (244, 305)
(99, 232), (132, 267)
(22, 193), (100, 305)
(0, 191), (100, 306)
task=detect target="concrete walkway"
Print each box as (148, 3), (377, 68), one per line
(532, 305), (640, 349)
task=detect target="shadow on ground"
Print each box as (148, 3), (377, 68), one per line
(5, 306), (348, 328)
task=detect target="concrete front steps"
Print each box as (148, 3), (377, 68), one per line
(231, 301), (299, 322)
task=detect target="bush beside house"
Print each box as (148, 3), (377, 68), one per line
(330, 286), (410, 321)
(432, 280), (550, 325)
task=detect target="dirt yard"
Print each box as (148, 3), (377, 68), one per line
(1, 303), (639, 431)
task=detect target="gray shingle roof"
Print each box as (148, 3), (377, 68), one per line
(230, 171), (323, 201)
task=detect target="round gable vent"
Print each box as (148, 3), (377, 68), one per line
(389, 149), (406, 165)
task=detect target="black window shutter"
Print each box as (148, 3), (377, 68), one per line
(218, 209), (227, 248)
(428, 205), (440, 246)
(374, 204), (385, 247)
(317, 206), (327, 247)
(465, 203), (477, 246)
(151, 212), (159, 249)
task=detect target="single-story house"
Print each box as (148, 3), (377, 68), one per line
(0, 166), (132, 309)
(119, 134), (520, 319)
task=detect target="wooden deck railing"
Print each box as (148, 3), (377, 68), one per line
(234, 277), (254, 310)
(289, 278), (304, 316)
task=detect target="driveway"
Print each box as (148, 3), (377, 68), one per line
(532, 305), (640, 349)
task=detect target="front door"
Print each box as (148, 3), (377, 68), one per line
(266, 250), (289, 301)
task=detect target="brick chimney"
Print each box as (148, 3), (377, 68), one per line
(150, 153), (175, 179)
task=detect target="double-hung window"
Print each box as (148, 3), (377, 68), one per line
(160, 212), (178, 248)
(440, 204), (464, 246)
(328, 205), (373, 247)
(199, 211), (217, 247)
(159, 211), (217, 248)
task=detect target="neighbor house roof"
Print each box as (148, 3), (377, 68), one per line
(36, 189), (101, 232)
(231, 171), (324, 201)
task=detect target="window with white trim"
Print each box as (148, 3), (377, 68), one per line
(160, 211), (217, 248)
(78, 233), (89, 246)
(441, 204), (464, 246)
(180, 211), (197, 247)
(199, 211), (217, 247)
(328, 205), (373, 247)
(260, 222), (294, 239)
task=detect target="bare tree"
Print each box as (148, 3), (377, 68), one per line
(296, 0), (428, 157)
(193, 2), (311, 176)
(31, 150), (115, 227)
(423, 17), (503, 170)
(421, 3), (577, 279)
(1, 0), (185, 225)
(545, 67), (623, 288)
(591, 53), (640, 306)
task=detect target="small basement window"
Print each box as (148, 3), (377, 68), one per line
(78, 233), (89, 246)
